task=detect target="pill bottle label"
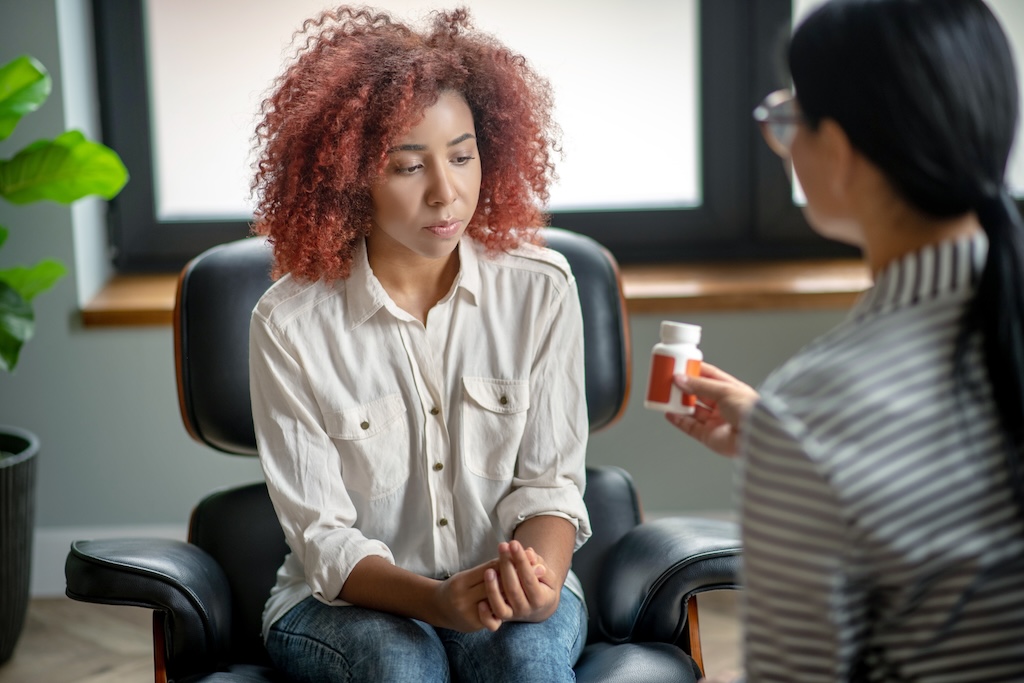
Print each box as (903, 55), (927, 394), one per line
(645, 355), (701, 413)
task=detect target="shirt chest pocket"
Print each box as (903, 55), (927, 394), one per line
(461, 377), (530, 481)
(323, 393), (410, 501)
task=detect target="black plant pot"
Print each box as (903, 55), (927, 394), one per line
(0, 426), (38, 665)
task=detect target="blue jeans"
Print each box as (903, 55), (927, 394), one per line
(266, 586), (587, 682)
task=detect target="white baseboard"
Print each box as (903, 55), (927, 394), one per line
(32, 524), (187, 597)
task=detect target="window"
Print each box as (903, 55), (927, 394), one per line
(93, 0), (857, 272)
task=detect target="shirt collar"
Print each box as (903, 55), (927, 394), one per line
(851, 231), (987, 321)
(345, 237), (481, 328)
(345, 239), (388, 328)
(453, 238), (481, 306)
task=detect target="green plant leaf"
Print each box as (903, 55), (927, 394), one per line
(0, 259), (66, 301)
(0, 129), (129, 204)
(0, 55), (51, 141)
(0, 279), (34, 372)
(0, 224), (7, 249)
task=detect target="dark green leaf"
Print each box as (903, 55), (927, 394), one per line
(0, 259), (66, 301)
(0, 130), (129, 204)
(0, 55), (51, 141)
(0, 225), (7, 249)
(0, 279), (34, 372)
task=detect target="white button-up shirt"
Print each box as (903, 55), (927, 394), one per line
(250, 237), (591, 638)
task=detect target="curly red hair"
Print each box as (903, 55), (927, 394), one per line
(251, 6), (559, 282)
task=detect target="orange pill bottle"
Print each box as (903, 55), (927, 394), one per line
(644, 321), (703, 414)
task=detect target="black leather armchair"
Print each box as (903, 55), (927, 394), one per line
(65, 228), (740, 683)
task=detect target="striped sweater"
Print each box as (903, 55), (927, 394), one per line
(740, 232), (1024, 682)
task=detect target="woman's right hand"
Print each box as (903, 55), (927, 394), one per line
(434, 561), (500, 632)
(666, 362), (759, 457)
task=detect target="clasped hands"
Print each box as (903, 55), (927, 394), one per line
(437, 540), (557, 633)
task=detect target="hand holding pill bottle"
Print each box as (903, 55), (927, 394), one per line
(644, 321), (703, 414)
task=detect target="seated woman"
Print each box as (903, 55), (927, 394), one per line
(670, 1), (1024, 681)
(247, 7), (600, 682)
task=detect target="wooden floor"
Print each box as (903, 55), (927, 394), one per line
(0, 598), (152, 683)
(694, 590), (743, 676)
(0, 593), (740, 682)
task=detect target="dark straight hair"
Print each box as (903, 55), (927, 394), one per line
(788, 0), (1024, 514)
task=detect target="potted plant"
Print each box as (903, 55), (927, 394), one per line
(0, 54), (127, 664)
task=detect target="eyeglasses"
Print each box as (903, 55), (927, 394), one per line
(753, 90), (805, 157)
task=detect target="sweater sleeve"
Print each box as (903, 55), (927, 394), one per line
(739, 394), (867, 682)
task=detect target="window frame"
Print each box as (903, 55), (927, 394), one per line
(92, 0), (856, 273)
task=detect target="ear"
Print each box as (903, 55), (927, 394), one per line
(806, 119), (856, 192)
(817, 118), (856, 199)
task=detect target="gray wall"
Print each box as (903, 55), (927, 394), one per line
(0, 0), (265, 536)
(1, 3), (847, 588)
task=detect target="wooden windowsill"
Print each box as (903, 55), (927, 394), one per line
(79, 259), (872, 327)
(620, 259), (871, 313)
(81, 273), (180, 327)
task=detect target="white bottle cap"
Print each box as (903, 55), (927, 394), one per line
(660, 321), (701, 344)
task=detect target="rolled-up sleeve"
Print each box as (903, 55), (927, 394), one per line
(249, 311), (394, 604)
(496, 276), (592, 550)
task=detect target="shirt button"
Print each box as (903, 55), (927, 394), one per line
(360, 421), (370, 430)
(430, 407), (440, 416)
(433, 462), (444, 472)
(438, 517), (449, 527)
(499, 395), (508, 405)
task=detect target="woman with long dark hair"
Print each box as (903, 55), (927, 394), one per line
(670, 1), (1024, 680)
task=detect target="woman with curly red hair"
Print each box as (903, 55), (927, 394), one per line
(247, 6), (592, 682)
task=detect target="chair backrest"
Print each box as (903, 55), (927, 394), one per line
(175, 236), (273, 456)
(175, 228), (635, 658)
(175, 227), (630, 453)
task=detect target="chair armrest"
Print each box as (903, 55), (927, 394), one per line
(596, 516), (741, 645)
(65, 538), (232, 673)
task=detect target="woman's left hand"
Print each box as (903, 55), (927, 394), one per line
(478, 540), (559, 628)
